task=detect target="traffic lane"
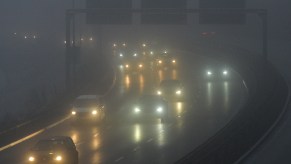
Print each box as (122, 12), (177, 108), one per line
(0, 81), (245, 164)
(0, 66), (182, 163)
(0, 57), (246, 163)
(109, 80), (247, 164)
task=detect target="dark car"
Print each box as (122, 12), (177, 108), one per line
(157, 79), (184, 101)
(27, 136), (78, 164)
(155, 53), (177, 70)
(132, 94), (169, 123)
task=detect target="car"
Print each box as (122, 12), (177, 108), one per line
(155, 53), (177, 70)
(71, 95), (106, 123)
(120, 61), (145, 73)
(204, 69), (230, 81)
(132, 94), (169, 123)
(27, 136), (78, 164)
(157, 79), (184, 101)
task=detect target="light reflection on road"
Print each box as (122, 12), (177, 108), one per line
(207, 82), (213, 107)
(133, 124), (142, 143)
(139, 74), (144, 94)
(156, 124), (165, 146)
(223, 82), (229, 111)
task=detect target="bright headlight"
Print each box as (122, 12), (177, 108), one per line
(92, 110), (97, 115)
(223, 70), (228, 75)
(71, 111), (76, 115)
(139, 64), (143, 68)
(134, 107), (141, 113)
(125, 64), (129, 68)
(207, 71), (212, 76)
(157, 107), (163, 113)
(157, 90), (162, 95)
(28, 156), (35, 162)
(158, 60), (162, 64)
(176, 90), (181, 95)
(55, 155), (62, 161)
(172, 60), (176, 63)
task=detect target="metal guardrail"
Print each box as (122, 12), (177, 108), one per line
(176, 43), (289, 164)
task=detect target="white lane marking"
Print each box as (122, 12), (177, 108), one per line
(0, 116), (70, 152)
(114, 156), (124, 162)
(146, 138), (153, 143)
(133, 147), (140, 152)
(75, 142), (84, 146)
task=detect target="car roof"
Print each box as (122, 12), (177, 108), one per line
(76, 95), (102, 100)
(138, 94), (166, 101)
(44, 136), (71, 141)
(160, 79), (181, 85)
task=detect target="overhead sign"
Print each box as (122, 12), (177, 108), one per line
(86, 0), (132, 24)
(141, 0), (187, 24)
(199, 0), (246, 24)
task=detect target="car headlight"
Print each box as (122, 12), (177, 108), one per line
(71, 111), (76, 115)
(157, 90), (162, 95)
(125, 64), (129, 68)
(134, 107), (141, 113)
(55, 155), (62, 161)
(172, 60), (176, 63)
(139, 64), (143, 68)
(176, 90), (181, 95)
(158, 60), (162, 64)
(92, 110), (97, 115)
(28, 156), (35, 162)
(156, 107), (163, 113)
(207, 71), (212, 76)
(223, 70), (228, 75)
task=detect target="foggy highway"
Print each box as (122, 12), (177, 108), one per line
(0, 52), (248, 164)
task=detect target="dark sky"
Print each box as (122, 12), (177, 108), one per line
(0, 0), (290, 40)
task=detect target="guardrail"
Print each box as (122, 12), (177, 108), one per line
(176, 43), (289, 164)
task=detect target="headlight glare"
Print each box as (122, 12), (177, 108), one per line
(157, 107), (163, 113)
(134, 107), (141, 113)
(157, 90), (162, 95)
(55, 155), (62, 161)
(92, 110), (97, 115)
(28, 156), (35, 162)
(176, 90), (181, 95)
(71, 111), (76, 115)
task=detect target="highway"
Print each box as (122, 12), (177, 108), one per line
(0, 53), (248, 164)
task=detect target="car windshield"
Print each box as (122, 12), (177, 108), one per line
(32, 140), (65, 151)
(73, 99), (96, 107)
(160, 80), (181, 88)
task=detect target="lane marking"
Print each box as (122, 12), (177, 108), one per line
(133, 147), (140, 152)
(75, 142), (84, 146)
(146, 138), (153, 143)
(114, 156), (124, 162)
(0, 116), (70, 152)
